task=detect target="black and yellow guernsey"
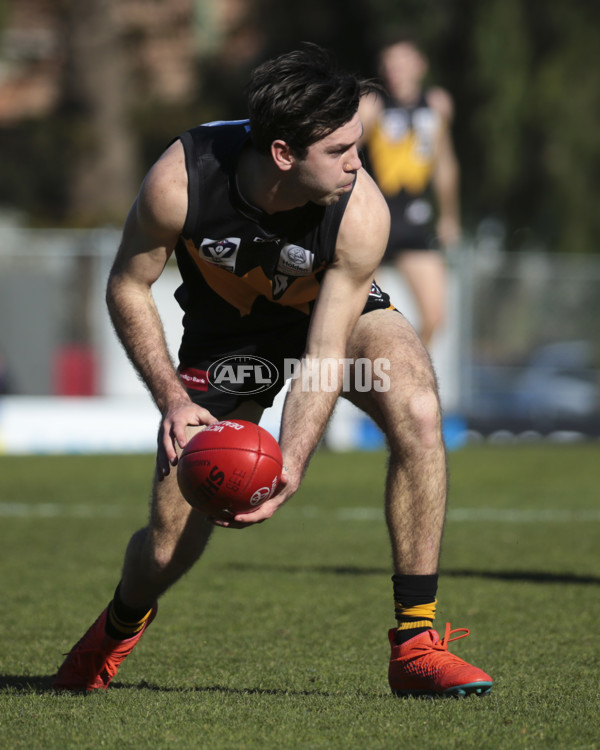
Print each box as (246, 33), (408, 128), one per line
(363, 92), (440, 251)
(175, 121), (352, 353)
(172, 120), (391, 411)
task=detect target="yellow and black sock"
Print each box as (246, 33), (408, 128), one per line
(105, 584), (154, 641)
(392, 573), (438, 645)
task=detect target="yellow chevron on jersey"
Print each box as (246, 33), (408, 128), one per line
(183, 238), (322, 317)
(368, 127), (434, 197)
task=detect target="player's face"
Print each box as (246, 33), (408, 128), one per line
(380, 43), (427, 91)
(293, 113), (363, 206)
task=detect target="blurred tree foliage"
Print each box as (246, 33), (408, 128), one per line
(359, 0), (600, 253)
(0, 0), (598, 252)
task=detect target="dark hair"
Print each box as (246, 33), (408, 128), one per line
(247, 43), (379, 158)
(379, 28), (426, 56)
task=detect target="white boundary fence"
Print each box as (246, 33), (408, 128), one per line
(0, 226), (598, 453)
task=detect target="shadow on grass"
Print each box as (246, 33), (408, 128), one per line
(223, 562), (600, 586)
(0, 674), (334, 698)
(223, 563), (390, 577)
(0, 674), (54, 693)
(114, 681), (334, 697)
(443, 568), (600, 586)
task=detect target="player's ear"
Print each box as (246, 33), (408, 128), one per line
(271, 140), (295, 171)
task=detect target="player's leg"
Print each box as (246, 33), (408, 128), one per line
(119, 399), (264, 609)
(345, 308), (446, 575)
(343, 309), (492, 696)
(394, 250), (446, 348)
(53, 400), (263, 691)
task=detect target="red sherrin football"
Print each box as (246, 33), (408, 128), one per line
(177, 420), (283, 520)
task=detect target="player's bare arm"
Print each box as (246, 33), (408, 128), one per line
(232, 168), (390, 526)
(357, 91), (384, 143)
(428, 88), (461, 247)
(106, 140), (217, 474)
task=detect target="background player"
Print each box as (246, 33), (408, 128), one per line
(360, 33), (461, 348)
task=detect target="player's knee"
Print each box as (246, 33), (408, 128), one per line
(389, 387), (441, 453)
(409, 389), (441, 448)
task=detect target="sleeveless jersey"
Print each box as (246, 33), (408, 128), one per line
(173, 120), (354, 363)
(364, 92), (440, 250)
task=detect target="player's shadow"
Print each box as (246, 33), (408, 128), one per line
(0, 674), (54, 693)
(112, 681), (336, 697)
(224, 562), (600, 586)
(0, 674), (338, 698)
(223, 562), (389, 577)
(443, 568), (600, 586)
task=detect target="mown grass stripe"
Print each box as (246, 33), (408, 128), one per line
(1, 501), (599, 522)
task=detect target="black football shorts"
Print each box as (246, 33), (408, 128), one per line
(179, 280), (394, 418)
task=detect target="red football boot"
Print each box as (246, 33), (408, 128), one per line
(53, 604), (157, 691)
(388, 623), (493, 698)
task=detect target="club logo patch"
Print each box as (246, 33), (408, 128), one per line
(272, 275), (291, 297)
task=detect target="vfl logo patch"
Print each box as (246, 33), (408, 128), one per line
(200, 237), (241, 271)
(276, 244), (314, 277)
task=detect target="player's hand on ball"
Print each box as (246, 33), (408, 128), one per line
(157, 400), (218, 478)
(177, 420), (284, 525)
(212, 465), (296, 529)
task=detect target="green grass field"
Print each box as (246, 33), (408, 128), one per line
(0, 444), (599, 749)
